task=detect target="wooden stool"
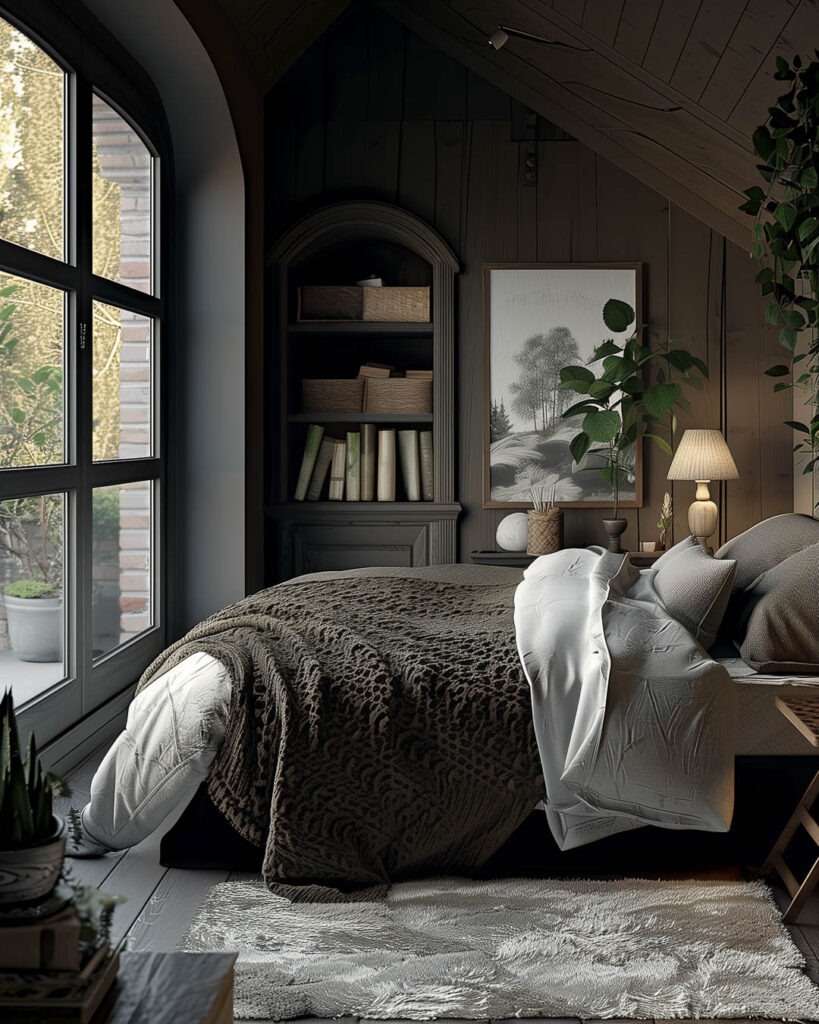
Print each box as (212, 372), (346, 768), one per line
(762, 696), (819, 923)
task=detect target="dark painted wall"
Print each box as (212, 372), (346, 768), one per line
(266, 1), (793, 558)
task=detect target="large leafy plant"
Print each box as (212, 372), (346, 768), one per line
(740, 53), (819, 490)
(558, 299), (707, 516)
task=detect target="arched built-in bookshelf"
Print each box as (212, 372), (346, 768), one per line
(265, 201), (461, 580)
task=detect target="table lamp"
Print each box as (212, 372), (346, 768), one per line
(667, 429), (738, 550)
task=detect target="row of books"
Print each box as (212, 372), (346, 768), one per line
(294, 424), (434, 502)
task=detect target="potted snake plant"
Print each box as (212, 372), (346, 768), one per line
(0, 690), (67, 906)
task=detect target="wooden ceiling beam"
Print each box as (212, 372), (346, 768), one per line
(378, 0), (757, 249)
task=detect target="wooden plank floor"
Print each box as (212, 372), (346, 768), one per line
(58, 746), (819, 1024)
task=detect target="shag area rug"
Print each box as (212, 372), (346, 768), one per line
(181, 876), (819, 1021)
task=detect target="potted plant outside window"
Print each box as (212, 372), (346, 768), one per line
(1, 494), (63, 663)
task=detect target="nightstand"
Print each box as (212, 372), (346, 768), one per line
(628, 549), (664, 568)
(470, 549), (665, 569)
(470, 550), (535, 568)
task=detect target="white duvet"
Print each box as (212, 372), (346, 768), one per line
(515, 547), (736, 850)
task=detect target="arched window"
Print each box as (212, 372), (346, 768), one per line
(0, 3), (170, 742)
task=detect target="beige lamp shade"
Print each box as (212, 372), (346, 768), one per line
(667, 429), (738, 482)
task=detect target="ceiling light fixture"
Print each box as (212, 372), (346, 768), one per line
(487, 24), (591, 53)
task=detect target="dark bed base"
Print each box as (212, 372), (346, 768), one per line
(161, 757), (819, 878)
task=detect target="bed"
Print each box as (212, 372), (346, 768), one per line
(71, 515), (819, 900)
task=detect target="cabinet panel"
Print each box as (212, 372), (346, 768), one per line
(289, 522), (429, 576)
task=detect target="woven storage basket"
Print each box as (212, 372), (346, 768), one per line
(527, 508), (563, 555)
(298, 286), (363, 321)
(302, 378), (363, 413)
(362, 286), (430, 322)
(364, 377), (432, 414)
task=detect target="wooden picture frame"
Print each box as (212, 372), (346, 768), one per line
(482, 262), (644, 509)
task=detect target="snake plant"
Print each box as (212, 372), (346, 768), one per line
(0, 689), (65, 847)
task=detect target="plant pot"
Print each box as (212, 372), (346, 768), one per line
(4, 595), (62, 662)
(602, 517), (628, 553)
(0, 815), (65, 906)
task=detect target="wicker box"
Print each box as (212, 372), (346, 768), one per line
(302, 378), (363, 413)
(362, 286), (429, 322)
(298, 286), (363, 321)
(527, 509), (563, 555)
(364, 377), (432, 414)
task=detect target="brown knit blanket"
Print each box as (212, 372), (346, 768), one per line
(136, 565), (543, 901)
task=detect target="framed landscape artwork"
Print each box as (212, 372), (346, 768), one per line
(483, 262), (644, 509)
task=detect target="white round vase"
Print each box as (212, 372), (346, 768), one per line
(496, 513), (529, 552)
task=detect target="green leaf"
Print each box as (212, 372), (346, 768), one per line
(641, 382), (681, 418)
(562, 399), (598, 419)
(569, 432), (591, 465)
(582, 409), (621, 442)
(780, 327), (798, 349)
(765, 364), (791, 376)
(588, 379), (615, 401)
(765, 301), (781, 325)
(798, 216), (818, 242)
(801, 166), (818, 190)
(10, 408), (25, 424)
(559, 365), (595, 393)
(751, 241), (764, 259)
(602, 298), (635, 334)
(620, 377), (645, 395)
(644, 433), (673, 456)
(775, 203), (798, 232)
(667, 349), (694, 372)
(786, 421), (811, 433)
(784, 309), (805, 328)
(773, 381), (792, 391)
(589, 340), (620, 362)
(690, 355), (708, 378)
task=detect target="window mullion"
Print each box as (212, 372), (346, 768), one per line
(75, 74), (93, 714)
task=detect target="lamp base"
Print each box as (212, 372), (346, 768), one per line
(688, 484), (718, 551)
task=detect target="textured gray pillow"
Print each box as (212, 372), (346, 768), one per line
(653, 536), (737, 650)
(715, 513), (819, 592)
(735, 541), (819, 673)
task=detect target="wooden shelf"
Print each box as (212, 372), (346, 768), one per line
(266, 501), (461, 520)
(288, 412), (433, 423)
(289, 321), (433, 335)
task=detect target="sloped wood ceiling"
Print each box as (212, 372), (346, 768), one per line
(211, 0), (352, 88)
(373, 0), (819, 250)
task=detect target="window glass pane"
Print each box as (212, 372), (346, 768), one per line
(0, 272), (64, 468)
(93, 302), (152, 461)
(0, 19), (64, 260)
(0, 493), (65, 704)
(92, 482), (152, 658)
(92, 95), (152, 293)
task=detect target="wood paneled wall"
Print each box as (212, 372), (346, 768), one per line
(266, 1), (793, 557)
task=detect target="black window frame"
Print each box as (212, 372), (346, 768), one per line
(0, 0), (173, 745)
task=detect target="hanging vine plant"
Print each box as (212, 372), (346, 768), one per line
(740, 53), (819, 493)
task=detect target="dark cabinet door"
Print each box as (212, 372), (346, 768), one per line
(288, 522), (429, 577)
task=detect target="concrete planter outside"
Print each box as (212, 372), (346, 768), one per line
(4, 595), (62, 663)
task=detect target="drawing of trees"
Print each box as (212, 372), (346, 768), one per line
(509, 327), (580, 433)
(489, 397), (512, 441)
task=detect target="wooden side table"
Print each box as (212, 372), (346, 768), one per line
(762, 696), (819, 923)
(107, 951), (236, 1023)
